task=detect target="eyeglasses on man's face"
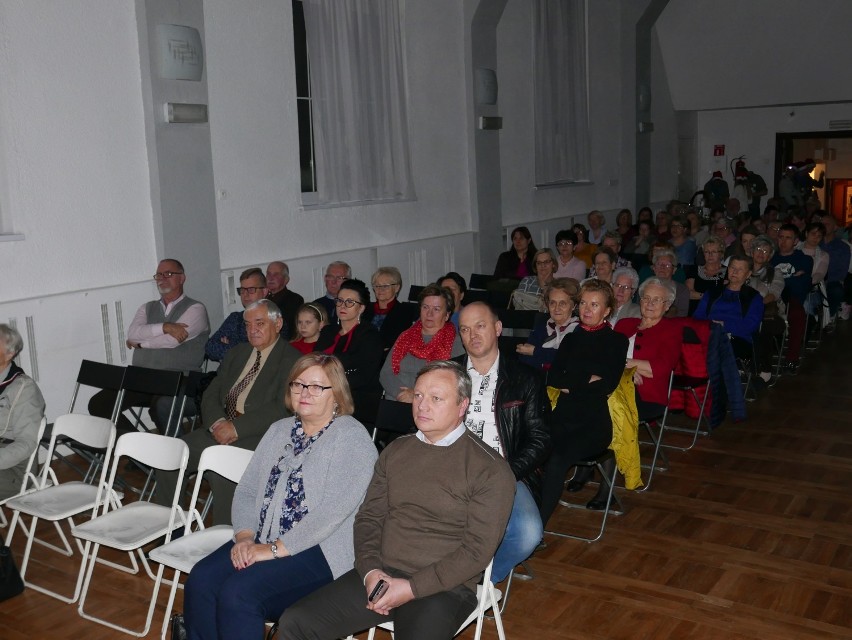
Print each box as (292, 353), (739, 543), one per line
(334, 297), (362, 308)
(288, 381), (332, 397)
(557, 240), (574, 247)
(153, 271), (183, 280)
(237, 286), (264, 295)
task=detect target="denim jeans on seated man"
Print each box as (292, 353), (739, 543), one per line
(492, 481), (543, 583)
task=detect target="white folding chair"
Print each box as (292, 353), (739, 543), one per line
(363, 559), (505, 640)
(5, 414), (116, 602)
(149, 445), (254, 639)
(72, 432), (189, 637)
(0, 416), (48, 527)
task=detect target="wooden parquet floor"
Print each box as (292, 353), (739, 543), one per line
(1, 322), (850, 639)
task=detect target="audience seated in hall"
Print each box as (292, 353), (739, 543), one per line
(511, 248), (557, 311)
(369, 266), (419, 353)
(290, 303), (328, 355)
(314, 279), (384, 425)
(88, 258), (209, 434)
(816, 213), (851, 319)
(205, 267), (287, 363)
(380, 284), (464, 402)
(155, 299), (301, 525)
(266, 260), (305, 338)
(516, 278), (580, 369)
(772, 224), (813, 371)
(313, 261), (352, 326)
(278, 360), (515, 640)
(554, 229), (588, 281)
(455, 302), (551, 583)
(747, 235), (786, 381)
(494, 226), (537, 279)
(438, 272), (467, 330)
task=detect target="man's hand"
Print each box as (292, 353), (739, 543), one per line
(211, 421), (238, 445)
(126, 340), (141, 349)
(365, 573), (414, 616)
(396, 388), (415, 403)
(163, 322), (189, 343)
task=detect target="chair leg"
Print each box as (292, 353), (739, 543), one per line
(638, 415), (669, 492)
(546, 457), (620, 542)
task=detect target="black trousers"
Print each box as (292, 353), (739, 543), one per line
(278, 568), (477, 640)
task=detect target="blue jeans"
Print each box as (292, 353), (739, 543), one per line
(184, 541), (333, 640)
(491, 481), (542, 583)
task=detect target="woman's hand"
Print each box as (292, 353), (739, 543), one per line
(230, 535), (287, 570)
(588, 374), (602, 383)
(633, 370), (645, 386)
(396, 388), (415, 403)
(516, 343), (534, 356)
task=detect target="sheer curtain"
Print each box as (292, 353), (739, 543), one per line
(533, 0), (590, 185)
(302, 0), (414, 205)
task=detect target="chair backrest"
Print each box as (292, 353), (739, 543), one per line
(51, 413), (117, 451)
(15, 416), (48, 495)
(183, 445), (254, 532)
(197, 444), (253, 485)
(497, 308), (540, 330)
(41, 414), (117, 505)
(407, 285), (424, 302)
(374, 398), (417, 435)
(68, 360), (126, 416)
(122, 365), (184, 398)
(113, 432), (188, 471)
(468, 273), (496, 290)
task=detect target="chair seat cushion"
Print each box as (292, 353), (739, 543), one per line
(149, 525), (234, 574)
(72, 502), (183, 550)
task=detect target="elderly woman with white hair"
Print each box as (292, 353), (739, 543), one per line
(614, 278), (683, 421)
(685, 235), (728, 315)
(610, 267), (641, 325)
(0, 324), (46, 500)
(651, 249), (690, 318)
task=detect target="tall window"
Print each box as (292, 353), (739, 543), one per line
(533, 0), (590, 186)
(293, 0), (317, 194)
(298, 0), (414, 205)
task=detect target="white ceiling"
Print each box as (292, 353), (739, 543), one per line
(655, 0), (852, 111)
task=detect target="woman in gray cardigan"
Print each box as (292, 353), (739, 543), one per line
(184, 353), (377, 640)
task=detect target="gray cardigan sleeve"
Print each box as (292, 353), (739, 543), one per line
(0, 376), (45, 471)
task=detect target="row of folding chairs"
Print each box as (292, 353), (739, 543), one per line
(3, 415), (256, 638)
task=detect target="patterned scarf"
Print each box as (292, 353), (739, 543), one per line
(390, 320), (456, 374)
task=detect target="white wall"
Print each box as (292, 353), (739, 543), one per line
(695, 103), (852, 197)
(204, 0), (475, 289)
(657, 0), (852, 111)
(0, 1), (156, 302)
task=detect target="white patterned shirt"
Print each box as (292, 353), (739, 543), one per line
(463, 356), (502, 456)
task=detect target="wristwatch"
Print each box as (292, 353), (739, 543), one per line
(270, 542), (279, 559)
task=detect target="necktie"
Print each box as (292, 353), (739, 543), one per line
(225, 350), (262, 420)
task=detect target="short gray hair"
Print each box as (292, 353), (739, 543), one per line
(652, 248), (678, 268)
(415, 360), (472, 404)
(0, 324), (23, 358)
(244, 299), (282, 322)
(751, 234), (775, 257)
(638, 277), (676, 304)
(612, 267), (639, 291)
(327, 261), (352, 279)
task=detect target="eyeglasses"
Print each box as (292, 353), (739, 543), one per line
(288, 381), (332, 396)
(334, 297), (362, 308)
(372, 283), (399, 291)
(640, 296), (666, 306)
(754, 247), (770, 254)
(237, 286), (264, 295)
(655, 263), (674, 269)
(614, 283), (634, 291)
(535, 260), (553, 266)
(557, 241), (574, 247)
(153, 271), (183, 280)
(325, 274), (347, 281)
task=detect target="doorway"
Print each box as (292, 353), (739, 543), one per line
(775, 130), (852, 224)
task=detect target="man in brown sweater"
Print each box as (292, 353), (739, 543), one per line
(279, 360), (515, 640)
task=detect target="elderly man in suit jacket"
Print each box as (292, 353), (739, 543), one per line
(155, 299), (300, 525)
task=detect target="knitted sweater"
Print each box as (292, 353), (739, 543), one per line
(231, 414), (377, 579)
(354, 430), (515, 597)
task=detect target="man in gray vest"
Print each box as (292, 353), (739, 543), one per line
(88, 258), (210, 433)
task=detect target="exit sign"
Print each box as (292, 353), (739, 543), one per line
(713, 145), (726, 157)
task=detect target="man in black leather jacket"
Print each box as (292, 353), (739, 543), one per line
(454, 302), (551, 583)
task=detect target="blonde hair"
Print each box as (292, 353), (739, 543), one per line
(284, 354), (355, 416)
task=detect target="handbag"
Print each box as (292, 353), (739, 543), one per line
(510, 289), (545, 312)
(170, 612), (187, 640)
(0, 534), (24, 602)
